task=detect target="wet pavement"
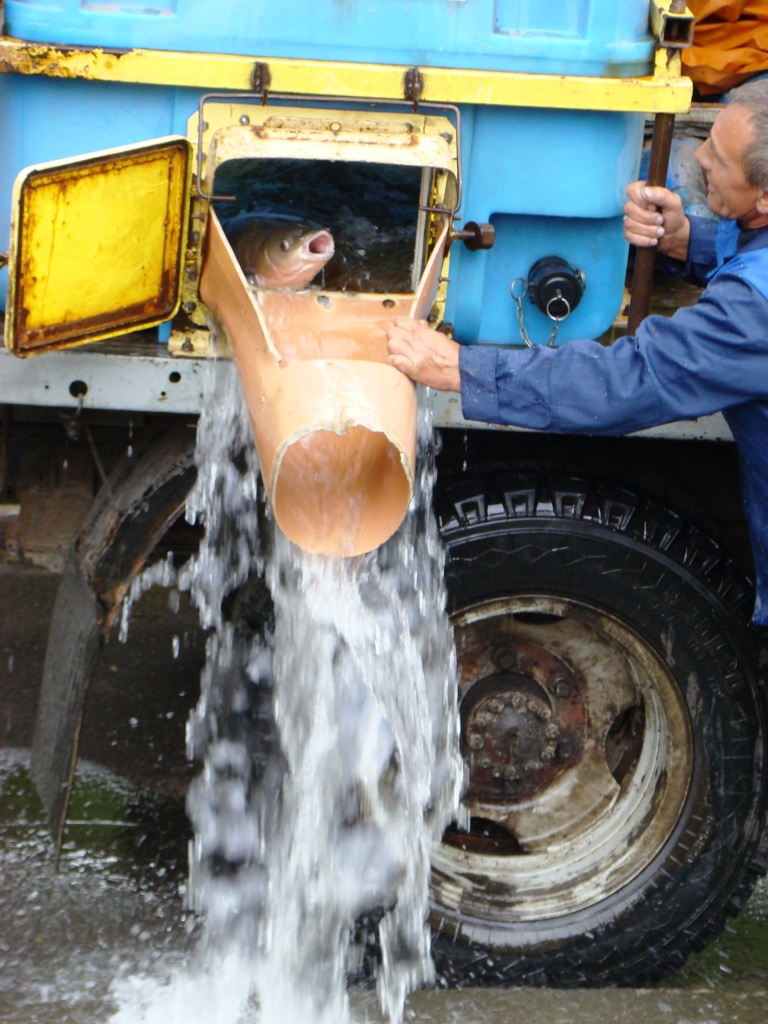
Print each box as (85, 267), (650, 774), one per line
(1, 556), (767, 1023)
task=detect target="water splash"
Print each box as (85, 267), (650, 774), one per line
(110, 350), (463, 1024)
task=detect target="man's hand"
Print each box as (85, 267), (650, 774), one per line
(624, 181), (690, 262)
(386, 317), (461, 392)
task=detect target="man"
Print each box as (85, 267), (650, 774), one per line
(386, 79), (768, 624)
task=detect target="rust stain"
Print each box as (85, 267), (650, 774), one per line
(15, 294), (176, 353)
(248, 122), (422, 148)
(0, 41), (129, 79)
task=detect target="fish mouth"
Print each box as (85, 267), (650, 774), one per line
(306, 230), (335, 258)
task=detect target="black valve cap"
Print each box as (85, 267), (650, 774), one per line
(528, 256), (586, 320)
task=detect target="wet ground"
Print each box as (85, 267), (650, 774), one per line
(1, 556), (767, 1023)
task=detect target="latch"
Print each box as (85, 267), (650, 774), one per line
(449, 221), (495, 252)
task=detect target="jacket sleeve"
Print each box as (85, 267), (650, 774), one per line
(658, 214), (721, 284)
(459, 265), (768, 435)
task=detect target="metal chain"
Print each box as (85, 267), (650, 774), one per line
(547, 315), (561, 348)
(511, 278), (533, 348)
(510, 278), (563, 348)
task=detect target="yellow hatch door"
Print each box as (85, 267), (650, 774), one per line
(5, 137), (191, 356)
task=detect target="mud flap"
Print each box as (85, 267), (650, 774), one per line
(31, 553), (105, 854)
(30, 419), (197, 857)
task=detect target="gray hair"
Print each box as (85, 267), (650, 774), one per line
(728, 79), (768, 191)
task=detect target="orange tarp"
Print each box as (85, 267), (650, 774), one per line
(683, 1), (768, 95)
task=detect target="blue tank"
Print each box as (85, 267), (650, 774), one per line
(3, 1), (654, 77)
(0, 1), (655, 346)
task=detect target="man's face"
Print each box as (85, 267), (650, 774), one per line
(695, 103), (768, 227)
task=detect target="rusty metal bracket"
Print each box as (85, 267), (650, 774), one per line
(250, 60), (272, 103)
(404, 66), (424, 112)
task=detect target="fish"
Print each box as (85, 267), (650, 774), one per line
(228, 218), (335, 289)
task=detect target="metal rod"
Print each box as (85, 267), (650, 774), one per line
(626, 111), (676, 335)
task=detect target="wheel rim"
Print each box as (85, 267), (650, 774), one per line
(432, 595), (693, 922)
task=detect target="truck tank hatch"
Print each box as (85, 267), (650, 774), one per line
(194, 104), (458, 555)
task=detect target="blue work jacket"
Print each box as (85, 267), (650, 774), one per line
(459, 218), (768, 625)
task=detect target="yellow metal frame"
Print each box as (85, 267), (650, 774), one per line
(191, 102), (458, 194)
(5, 138), (191, 355)
(0, 38), (692, 113)
(178, 102), (459, 342)
(649, 1), (695, 50)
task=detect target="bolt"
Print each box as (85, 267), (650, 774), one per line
(503, 766), (520, 781)
(541, 744), (557, 761)
(487, 699), (504, 715)
(467, 733), (484, 751)
(494, 647), (517, 671)
(181, 337), (193, 353)
(553, 677), (573, 698)
(524, 759), (542, 774)
(239, 114), (250, 125)
(545, 722), (560, 740)
(184, 301), (197, 313)
(479, 756), (493, 769)
(511, 692), (527, 711)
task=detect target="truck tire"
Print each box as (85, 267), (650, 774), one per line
(429, 471), (768, 987)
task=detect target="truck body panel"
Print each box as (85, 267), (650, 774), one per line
(2, 0), (765, 993)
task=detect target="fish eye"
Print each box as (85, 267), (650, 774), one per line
(280, 239), (291, 252)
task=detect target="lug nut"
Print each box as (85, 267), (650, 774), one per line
(553, 677), (573, 698)
(527, 697), (551, 721)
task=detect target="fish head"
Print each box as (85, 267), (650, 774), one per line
(256, 224), (335, 288)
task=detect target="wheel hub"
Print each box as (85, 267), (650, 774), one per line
(460, 641), (585, 803)
(435, 596), (692, 918)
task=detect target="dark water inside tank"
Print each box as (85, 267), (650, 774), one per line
(212, 158), (421, 293)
